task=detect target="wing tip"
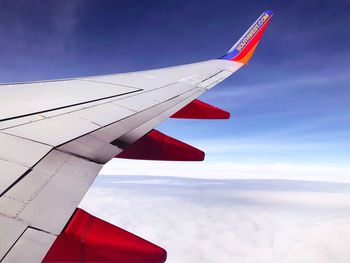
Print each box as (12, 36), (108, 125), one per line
(221, 10), (274, 64)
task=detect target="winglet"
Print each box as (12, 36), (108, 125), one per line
(221, 10), (273, 64)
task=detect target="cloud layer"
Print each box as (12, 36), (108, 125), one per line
(80, 176), (350, 263)
(100, 159), (350, 183)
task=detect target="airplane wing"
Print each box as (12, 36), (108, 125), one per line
(0, 11), (273, 262)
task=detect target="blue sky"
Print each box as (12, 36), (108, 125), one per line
(0, 0), (349, 174)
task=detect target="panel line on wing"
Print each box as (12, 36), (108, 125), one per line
(0, 149), (52, 198)
(0, 225), (26, 262)
(79, 79), (141, 90)
(0, 89), (142, 123)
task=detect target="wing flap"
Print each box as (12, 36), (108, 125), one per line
(0, 215), (28, 260)
(0, 160), (28, 194)
(0, 133), (51, 168)
(1, 150), (102, 235)
(2, 228), (55, 263)
(0, 133), (52, 195)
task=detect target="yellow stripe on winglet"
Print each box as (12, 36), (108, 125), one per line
(238, 42), (260, 64)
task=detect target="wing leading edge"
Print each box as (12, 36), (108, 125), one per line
(0, 11), (273, 262)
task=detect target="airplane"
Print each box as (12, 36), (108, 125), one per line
(0, 10), (273, 262)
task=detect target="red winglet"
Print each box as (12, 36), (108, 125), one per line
(116, 129), (205, 161)
(221, 10), (273, 64)
(171, 99), (230, 119)
(43, 208), (167, 263)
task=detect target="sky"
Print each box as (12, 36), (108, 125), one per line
(1, 0), (350, 262)
(0, 0), (349, 176)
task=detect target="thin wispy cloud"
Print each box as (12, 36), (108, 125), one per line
(100, 159), (350, 183)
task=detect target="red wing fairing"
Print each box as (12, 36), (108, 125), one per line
(171, 99), (230, 119)
(115, 129), (205, 161)
(43, 209), (166, 263)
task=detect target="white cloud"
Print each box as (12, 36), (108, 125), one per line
(80, 176), (350, 263)
(100, 159), (350, 183)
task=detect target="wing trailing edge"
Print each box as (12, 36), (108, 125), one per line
(114, 100), (232, 162)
